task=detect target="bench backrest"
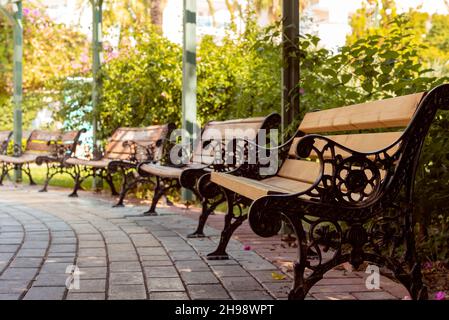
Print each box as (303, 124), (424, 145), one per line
(278, 93), (425, 186)
(104, 124), (175, 162)
(192, 113), (281, 165)
(0, 131), (13, 154)
(25, 129), (84, 157)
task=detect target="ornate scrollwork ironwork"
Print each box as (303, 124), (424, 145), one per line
(244, 84), (449, 300)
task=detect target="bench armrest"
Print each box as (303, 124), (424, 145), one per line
(289, 133), (403, 205)
(123, 139), (163, 162)
(223, 130), (306, 179)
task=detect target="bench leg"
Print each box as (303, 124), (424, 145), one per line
(21, 164), (36, 185)
(113, 176), (144, 208)
(104, 172), (119, 196)
(68, 166), (83, 198)
(188, 195), (224, 238)
(144, 177), (164, 216)
(207, 192), (246, 260)
(0, 164), (8, 185)
(39, 162), (59, 192)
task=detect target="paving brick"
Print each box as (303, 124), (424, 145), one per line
(110, 272), (144, 285)
(175, 260), (210, 272)
(0, 268), (37, 281)
(220, 276), (264, 291)
(136, 247), (166, 256)
(187, 284), (230, 300)
(229, 290), (274, 300)
(0, 245), (20, 253)
(33, 274), (68, 287)
(66, 292), (106, 300)
(211, 265), (250, 278)
(352, 291), (398, 300)
(40, 262), (72, 274)
(150, 292), (189, 300)
(49, 244), (76, 253)
(78, 267), (107, 280)
(108, 285), (147, 300)
(110, 261), (142, 272)
(147, 277), (184, 292)
(23, 286), (66, 300)
(71, 279), (106, 293)
(309, 284), (377, 294)
(0, 280), (29, 294)
(180, 271), (219, 285)
(9, 257), (43, 268)
(78, 241), (104, 248)
(77, 257), (107, 267)
(0, 293), (21, 300)
(78, 248), (106, 257)
(312, 292), (357, 300)
(16, 248), (46, 257)
(145, 266), (178, 278)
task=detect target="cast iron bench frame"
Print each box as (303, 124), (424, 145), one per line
(0, 129), (85, 190)
(208, 84), (449, 300)
(64, 124), (175, 206)
(136, 113), (281, 218)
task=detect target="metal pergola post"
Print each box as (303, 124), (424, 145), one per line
(91, 0), (103, 190)
(91, 0), (103, 154)
(0, 0), (23, 182)
(181, 0), (197, 202)
(282, 0), (299, 132)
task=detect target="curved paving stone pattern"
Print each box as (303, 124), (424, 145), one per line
(0, 185), (405, 300)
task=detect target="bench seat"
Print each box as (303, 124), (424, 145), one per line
(211, 172), (312, 200)
(139, 163), (206, 180)
(65, 158), (113, 169)
(206, 85), (449, 300)
(0, 153), (41, 164)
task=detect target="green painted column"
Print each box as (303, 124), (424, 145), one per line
(282, 0), (299, 133)
(13, 0), (23, 181)
(182, 0), (197, 201)
(91, 0), (103, 190)
(92, 0), (102, 153)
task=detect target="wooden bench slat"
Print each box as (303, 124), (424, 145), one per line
(299, 93), (424, 133)
(278, 159), (322, 184)
(210, 172), (312, 200)
(105, 125), (169, 159)
(28, 130), (61, 142)
(288, 131), (403, 158)
(193, 117), (269, 160)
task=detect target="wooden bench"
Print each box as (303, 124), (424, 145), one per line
(0, 131), (13, 185)
(0, 131), (12, 155)
(0, 129), (85, 189)
(64, 124), (175, 206)
(209, 84), (449, 300)
(137, 113), (281, 219)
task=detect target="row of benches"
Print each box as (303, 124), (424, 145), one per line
(1, 84), (449, 299)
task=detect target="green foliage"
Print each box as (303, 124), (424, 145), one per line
(0, 2), (89, 130)
(300, 15), (445, 116)
(56, 11), (282, 138)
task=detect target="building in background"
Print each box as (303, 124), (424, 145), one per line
(301, 0), (449, 50)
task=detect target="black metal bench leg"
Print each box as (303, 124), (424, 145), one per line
(68, 167), (82, 198)
(207, 192), (246, 260)
(285, 214), (310, 300)
(0, 164), (7, 185)
(104, 172), (119, 196)
(144, 177), (164, 216)
(188, 196), (224, 238)
(188, 201), (210, 238)
(39, 162), (53, 192)
(23, 164), (36, 185)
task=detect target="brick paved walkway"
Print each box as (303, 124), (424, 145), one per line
(0, 185), (408, 300)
